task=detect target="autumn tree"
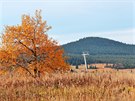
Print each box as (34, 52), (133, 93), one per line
(0, 10), (69, 78)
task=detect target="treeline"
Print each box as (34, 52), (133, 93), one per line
(66, 55), (135, 68)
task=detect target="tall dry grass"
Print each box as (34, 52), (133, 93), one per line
(0, 70), (135, 101)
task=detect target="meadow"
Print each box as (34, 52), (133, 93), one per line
(0, 68), (135, 101)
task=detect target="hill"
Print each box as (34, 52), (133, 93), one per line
(63, 37), (135, 55)
(62, 37), (135, 68)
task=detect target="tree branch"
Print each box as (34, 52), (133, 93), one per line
(19, 41), (35, 55)
(16, 63), (36, 78)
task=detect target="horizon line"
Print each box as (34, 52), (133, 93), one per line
(62, 36), (135, 45)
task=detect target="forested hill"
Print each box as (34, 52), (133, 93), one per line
(62, 37), (135, 55)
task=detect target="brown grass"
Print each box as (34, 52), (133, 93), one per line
(1, 69), (135, 101)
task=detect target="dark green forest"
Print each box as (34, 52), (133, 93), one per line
(62, 37), (135, 68)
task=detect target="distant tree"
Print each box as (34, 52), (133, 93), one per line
(0, 10), (69, 78)
(89, 65), (96, 69)
(89, 65), (92, 69)
(75, 64), (79, 69)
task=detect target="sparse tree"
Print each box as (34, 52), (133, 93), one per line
(0, 10), (69, 78)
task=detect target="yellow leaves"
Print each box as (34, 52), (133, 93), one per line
(0, 70), (7, 75)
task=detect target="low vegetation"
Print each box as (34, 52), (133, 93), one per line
(1, 69), (135, 101)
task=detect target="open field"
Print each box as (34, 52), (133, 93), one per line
(1, 68), (135, 101)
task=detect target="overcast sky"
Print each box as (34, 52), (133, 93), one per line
(0, 0), (135, 44)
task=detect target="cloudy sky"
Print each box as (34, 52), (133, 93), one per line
(0, 0), (135, 44)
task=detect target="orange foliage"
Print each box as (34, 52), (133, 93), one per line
(0, 10), (69, 78)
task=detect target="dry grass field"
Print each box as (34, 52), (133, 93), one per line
(1, 67), (135, 101)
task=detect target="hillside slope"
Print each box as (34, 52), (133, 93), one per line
(63, 37), (135, 55)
